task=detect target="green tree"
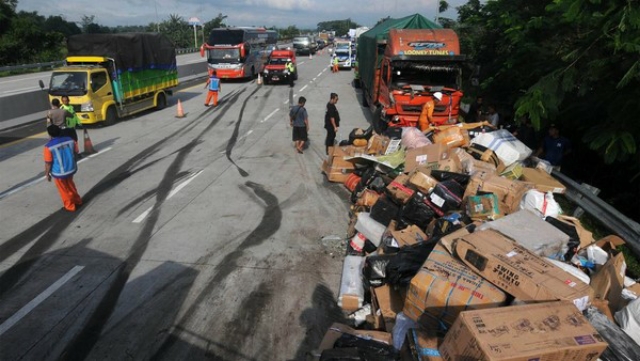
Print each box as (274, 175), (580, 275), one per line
(203, 13), (228, 40)
(160, 14), (190, 47)
(0, 0), (17, 35)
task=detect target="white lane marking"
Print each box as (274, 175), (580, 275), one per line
(298, 61), (305, 65)
(317, 72), (323, 77)
(132, 170), (203, 223)
(283, 100), (288, 104)
(77, 146), (112, 164)
(0, 265), (85, 337)
(299, 85), (308, 92)
(312, 78), (317, 81)
(2, 86), (36, 94)
(239, 129), (254, 141)
(260, 108), (279, 123)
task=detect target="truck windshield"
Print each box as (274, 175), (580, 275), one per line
(293, 37), (309, 45)
(208, 48), (240, 63)
(268, 58), (288, 65)
(49, 71), (87, 96)
(336, 43), (350, 50)
(392, 62), (460, 91)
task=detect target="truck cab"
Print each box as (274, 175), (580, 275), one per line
(262, 50), (297, 85)
(292, 36), (317, 55)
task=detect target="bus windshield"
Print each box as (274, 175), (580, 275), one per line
(49, 71), (88, 96)
(208, 48), (241, 62)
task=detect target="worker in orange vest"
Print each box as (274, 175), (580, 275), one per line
(417, 92), (443, 131)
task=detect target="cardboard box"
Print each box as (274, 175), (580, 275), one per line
(387, 174), (416, 204)
(454, 230), (594, 310)
(433, 127), (470, 148)
(401, 328), (444, 361)
(417, 158), (462, 173)
(318, 323), (393, 352)
(367, 134), (390, 155)
(409, 168), (439, 193)
(405, 144), (450, 173)
(371, 284), (404, 332)
(590, 252), (626, 315)
(521, 167), (566, 194)
(391, 225), (429, 248)
(403, 243), (508, 329)
(499, 162), (524, 180)
(466, 193), (502, 220)
(439, 301), (608, 361)
(322, 159), (355, 183)
(464, 172), (534, 214)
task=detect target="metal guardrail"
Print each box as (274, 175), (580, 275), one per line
(0, 48), (200, 73)
(552, 170), (640, 257)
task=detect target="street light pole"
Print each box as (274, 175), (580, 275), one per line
(154, 0), (159, 32)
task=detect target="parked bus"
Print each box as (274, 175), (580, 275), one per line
(200, 27), (277, 79)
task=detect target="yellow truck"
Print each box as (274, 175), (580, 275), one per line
(40, 33), (178, 125)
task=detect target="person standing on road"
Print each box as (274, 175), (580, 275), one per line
(44, 124), (82, 212)
(204, 70), (221, 107)
(324, 93), (340, 155)
(332, 55), (339, 73)
(285, 59), (295, 87)
(46, 98), (74, 129)
(417, 92), (442, 131)
(60, 95), (80, 144)
(289, 96), (309, 154)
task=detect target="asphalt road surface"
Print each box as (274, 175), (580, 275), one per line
(0, 50), (365, 360)
(0, 52), (205, 97)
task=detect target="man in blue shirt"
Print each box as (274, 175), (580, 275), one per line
(289, 96), (309, 154)
(536, 124), (571, 171)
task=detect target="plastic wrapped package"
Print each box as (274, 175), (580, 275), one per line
(547, 258), (591, 285)
(363, 254), (396, 288)
(338, 255), (366, 311)
(370, 196), (401, 227)
(328, 333), (400, 361)
(424, 180), (464, 216)
(584, 306), (640, 361)
(398, 192), (436, 230)
(520, 189), (562, 218)
(401, 127), (432, 149)
(477, 209), (570, 260)
(432, 126), (470, 148)
(355, 213), (387, 247)
(430, 170), (470, 187)
(471, 129), (532, 166)
(615, 298), (640, 347)
(392, 313), (418, 350)
(385, 239), (439, 287)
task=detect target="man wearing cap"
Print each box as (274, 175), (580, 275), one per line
(418, 92), (443, 131)
(536, 124), (571, 171)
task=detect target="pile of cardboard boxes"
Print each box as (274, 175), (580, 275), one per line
(318, 126), (640, 360)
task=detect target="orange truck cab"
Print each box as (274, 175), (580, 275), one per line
(262, 49), (297, 84)
(363, 28), (466, 131)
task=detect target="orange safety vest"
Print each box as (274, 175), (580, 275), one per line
(418, 98), (436, 131)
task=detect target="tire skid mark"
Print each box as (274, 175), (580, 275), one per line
(225, 86), (262, 177)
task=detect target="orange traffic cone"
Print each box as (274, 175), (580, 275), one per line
(309, 52), (313, 60)
(175, 99), (186, 118)
(257, 73), (263, 85)
(83, 128), (97, 155)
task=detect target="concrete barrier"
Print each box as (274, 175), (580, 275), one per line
(0, 61), (210, 124)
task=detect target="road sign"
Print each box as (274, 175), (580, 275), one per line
(188, 17), (202, 26)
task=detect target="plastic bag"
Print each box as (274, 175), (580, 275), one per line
(401, 127), (432, 150)
(332, 333), (400, 361)
(615, 298), (640, 347)
(370, 196), (401, 227)
(338, 255), (365, 310)
(520, 190), (562, 218)
(392, 313), (417, 350)
(424, 180), (464, 216)
(430, 170), (470, 187)
(385, 238), (439, 287)
(363, 254), (396, 288)
(398, 192), (436, 230)
(584, 306), (640, 361)
(545, 216), (581, 261)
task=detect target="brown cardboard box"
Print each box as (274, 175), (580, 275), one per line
(466, 193), (502, 220)
(318, 323), (393, 352)
(405, 144), (450, 173)
(590, 252), (626, 314)
(387, 174), (416, 204)
(439, 301), (608, 361)
(454, 230), (594, 310)
(499, 162), (524, 180)
(371, 284), (404, 332)
(433, 127), (470, 148)
(521, 167), (566, 194)
(409, 168), (439, 193)
(401, 328), (444, 361)
(403, 243), (508, 329)
(464, 172), (534, 214)
(322, 159), (355, 183)
(367, 134), (390, 155)
(416, 158), (462, 173)
(391, 225), (429, 247)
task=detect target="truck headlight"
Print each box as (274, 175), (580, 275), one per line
(263, 69), (269, 74)
(284, 70), (290, 75)
(392, 115), (400, 123)
(81, 101), (94, 112)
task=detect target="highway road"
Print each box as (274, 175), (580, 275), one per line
(0, 52), (205, 97)
(0, 50), (362, 360)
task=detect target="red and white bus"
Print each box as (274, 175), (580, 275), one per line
(200, 27), (278, 79)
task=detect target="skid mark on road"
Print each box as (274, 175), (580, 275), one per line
(225, 86), (261, 177)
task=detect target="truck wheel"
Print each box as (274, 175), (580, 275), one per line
(373, 107), (387, 134)
(104, 106), (117, 126)
(156, 93), (166, 110)
(362, 91), (369, 107)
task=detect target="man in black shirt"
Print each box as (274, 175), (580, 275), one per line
(324, 93), (340, 155)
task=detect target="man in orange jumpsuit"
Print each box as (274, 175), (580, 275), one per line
(418, 91), (443, 131)
(44, 124), (82, 211)
(204, 70), (221, 107)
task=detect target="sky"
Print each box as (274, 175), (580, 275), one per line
(17, 0), (468, 29)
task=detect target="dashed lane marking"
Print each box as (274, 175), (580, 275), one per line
(0, 265), (85, 337)
(260, 109), (279, 123)
(299, 85), (308, 92)
(132, 170), (203, 223)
